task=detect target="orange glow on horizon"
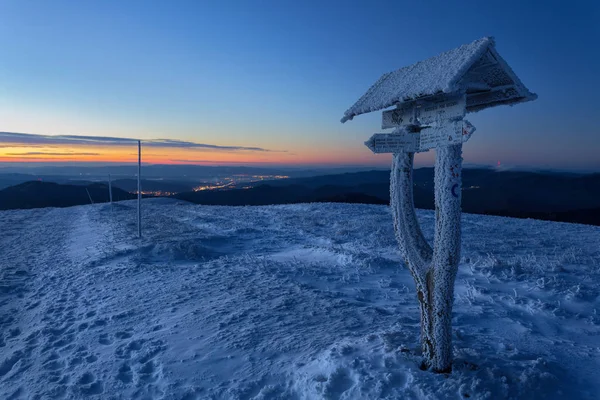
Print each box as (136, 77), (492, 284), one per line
(0, 143), (393, 166)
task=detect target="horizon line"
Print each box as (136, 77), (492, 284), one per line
(0, 162), (598, 174)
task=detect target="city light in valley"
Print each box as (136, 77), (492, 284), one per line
(191, 174), (289, 193)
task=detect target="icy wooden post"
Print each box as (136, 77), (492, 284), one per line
(137, 140), (142, 238)
(341, 37), (536, 372)
(108, 173), (113, 204)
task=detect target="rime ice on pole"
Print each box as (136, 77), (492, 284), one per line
(341, 37), (536, 372)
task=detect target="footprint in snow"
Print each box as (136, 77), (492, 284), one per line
(99, 333), (113, 345)
(115, 339), (145, 359)
(112, 339), (167, 388)
(85, 354), (98, 363)
(24, 331), (40, 345)
(138, 340), (166, 364)
(321, 368), (355, 400)
(42, 352), (64, 371)
(92, 318), (107, 328)
(137, 359), (161, 383)
(8, 327), (21, 338)
(0, 350), (24, 378)
(77, 372), (104, 395)
(69, 356), (83, 367)
(78, 372), (94, 384)
(115, 330), (133, 340)
(116, 363), (133, 384)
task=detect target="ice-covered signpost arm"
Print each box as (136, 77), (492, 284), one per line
(390, 152), (432, 281)
(341, 37), (536, 373)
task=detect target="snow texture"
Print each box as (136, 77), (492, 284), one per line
(341, 37), (537, 122)
(1, 200), (600, 399)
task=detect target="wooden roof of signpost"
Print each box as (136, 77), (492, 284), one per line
(341, 37), (536, 123)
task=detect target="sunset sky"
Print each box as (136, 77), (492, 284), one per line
(0, 0), (598, 170)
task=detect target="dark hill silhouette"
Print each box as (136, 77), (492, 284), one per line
(110, 179), (194, 194)
(2, 168), (600, 225)
(175, 168), (600, 226)
(0, 181), (136, 210)
(175, 185), (310, 206)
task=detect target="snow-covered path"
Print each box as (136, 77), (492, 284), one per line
(1, 199), (599, 399)
(0, 205), (111, 397)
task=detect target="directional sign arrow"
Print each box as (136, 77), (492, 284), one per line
(365, 130), (420, 154)
(418, 119), (475, 152)
(461, 120), (476, 142)
(365, 120), (476, 154)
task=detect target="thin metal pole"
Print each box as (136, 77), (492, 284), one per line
(86, 188), (94, 204)
(137, 140), (142, 238)
(108, 173), (113, 204)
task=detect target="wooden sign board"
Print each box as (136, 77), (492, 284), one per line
(366, 120), (475, 154)
(417, 94), (466, 125)
(381, 105), (415, 129)
(381, 94), (466, 128)
(365, 131), (419, 154)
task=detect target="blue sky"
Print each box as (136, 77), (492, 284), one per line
(0, 0), (598, 169)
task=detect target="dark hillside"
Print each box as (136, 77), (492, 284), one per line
(0, 181), (136, 210)
(175, 169), (600, 226)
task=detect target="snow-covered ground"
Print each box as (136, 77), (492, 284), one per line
(1, 199), (599, 399)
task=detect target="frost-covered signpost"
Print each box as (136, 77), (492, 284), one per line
(341, 37), (536, 372)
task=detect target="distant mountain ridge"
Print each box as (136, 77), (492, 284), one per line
(1, 168), (600, 226)
(0, 164), (381, 180)
(175, 168), (600, 226)
(249, 168), (600, 211)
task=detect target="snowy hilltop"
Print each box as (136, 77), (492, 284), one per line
(1, 199), (599, 399)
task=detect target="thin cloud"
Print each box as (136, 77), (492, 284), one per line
(169, 159), (280, 165)
(6, 151), (101, 156)
(143, 139), (282, 152)
(0, 131), (136, 146)
(0, 132), (284, 153)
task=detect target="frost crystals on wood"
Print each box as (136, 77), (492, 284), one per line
(390, 145), (462, 373)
